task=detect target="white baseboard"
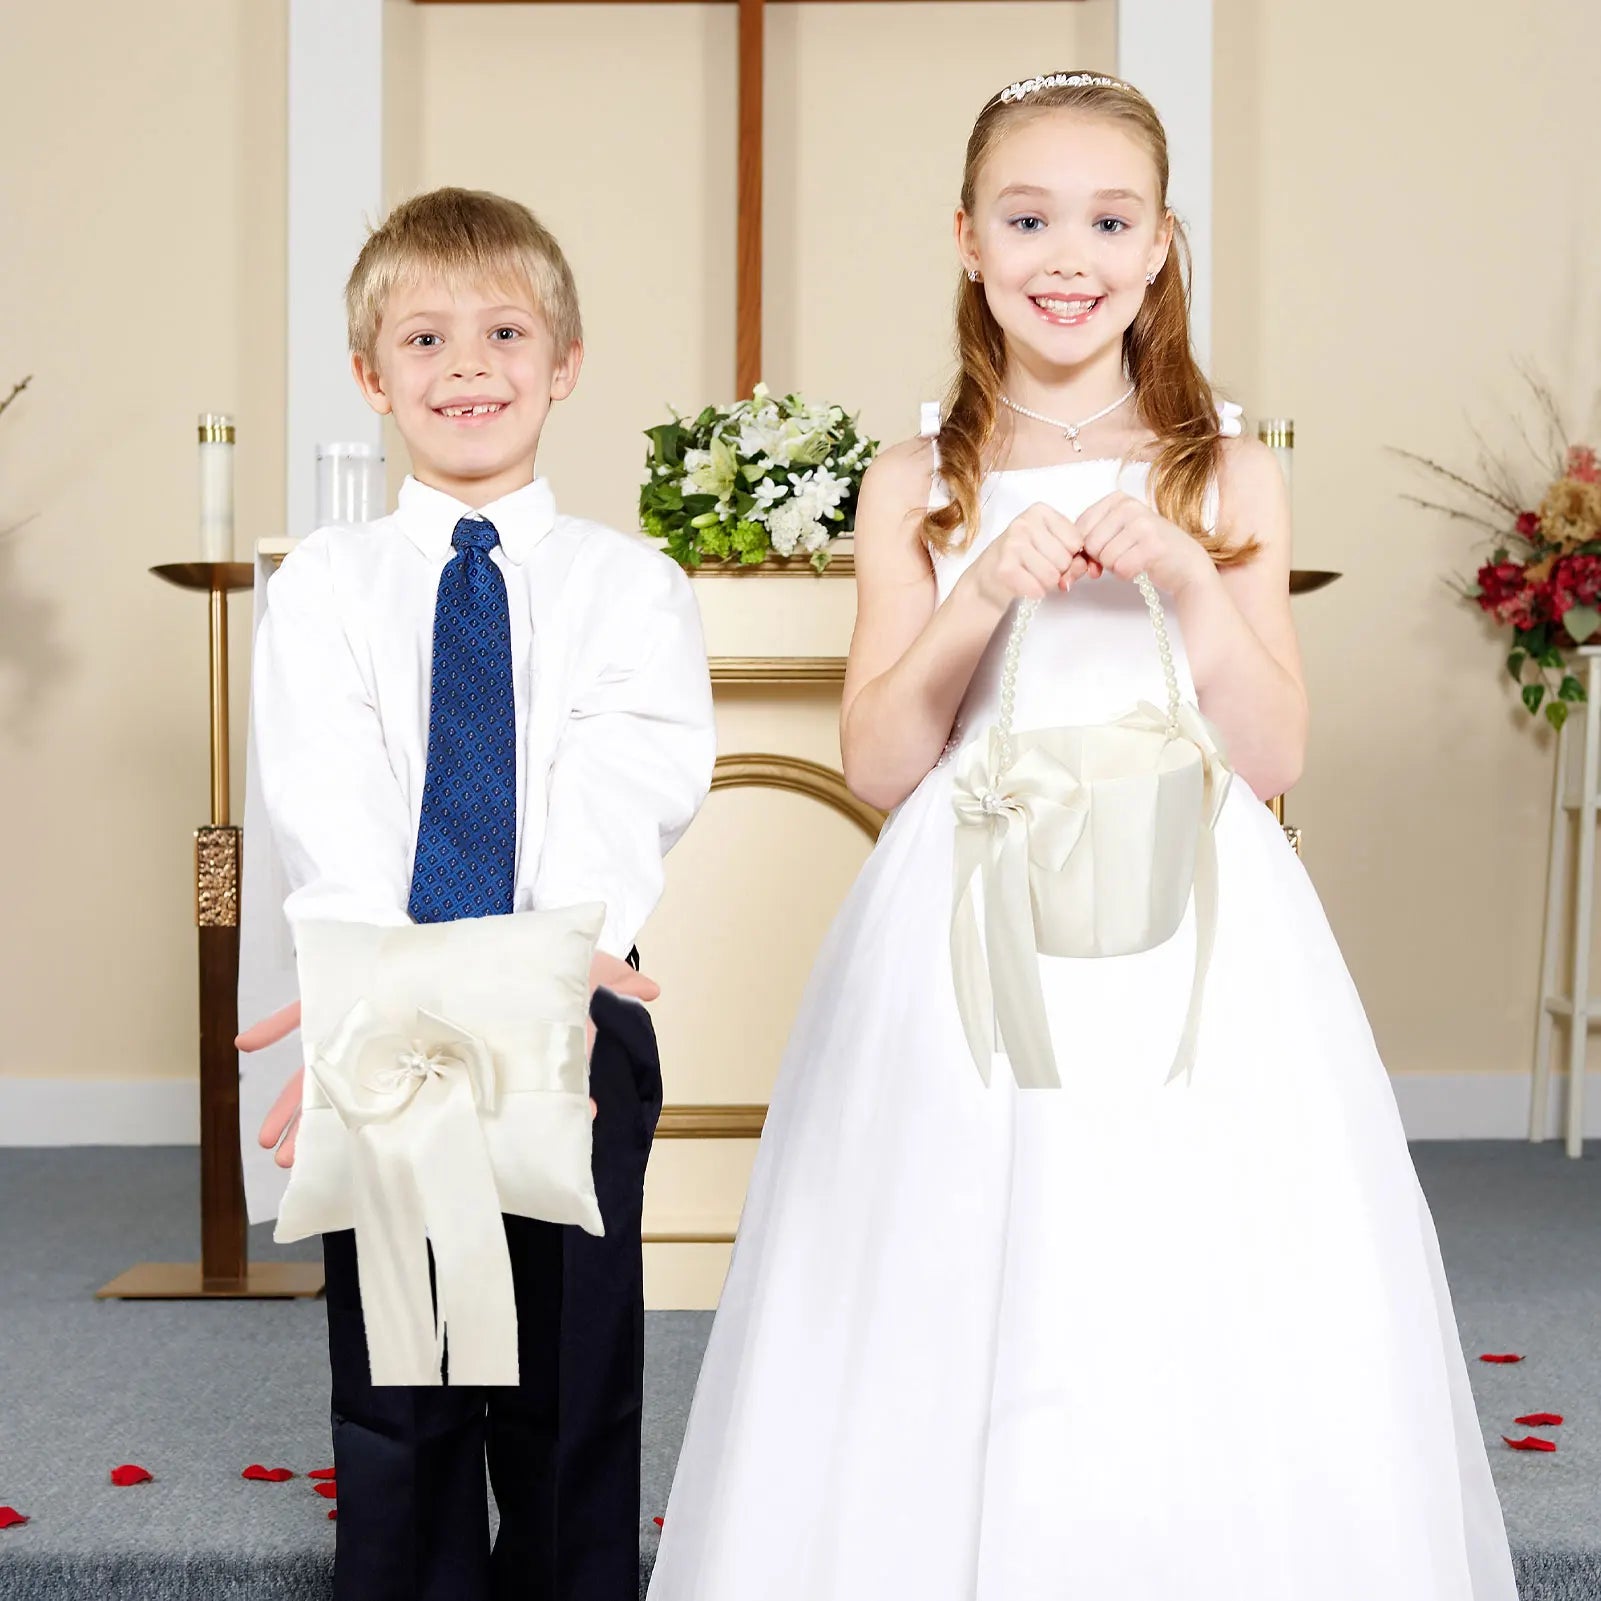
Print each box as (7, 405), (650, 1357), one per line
(0, 1077), (199, 1145)
(0, 1071), (1594, 1147)
(1390, 1069), (1600, 1141)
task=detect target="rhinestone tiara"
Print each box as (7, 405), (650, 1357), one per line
(997, 72), (1134, 105)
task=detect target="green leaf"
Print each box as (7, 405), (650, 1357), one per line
(1564, 605), (1601, 644)
(1464, 583), (1483, 599)
(1546, 700), (1570, 732)
(1523, 682), (1546, 714)
(1560, 674), (1585, 702)
(1506, 649), (1527, 682)
(1539, 646), (1565, 670)
(643, 421), (685, 469)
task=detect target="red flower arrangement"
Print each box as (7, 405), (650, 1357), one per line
(1400, 389), (1601, 730)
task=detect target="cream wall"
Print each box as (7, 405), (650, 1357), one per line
(1212, 0), (1601, 1079)
(0, 1), (285, 1109)
(401, 2), (1116, 528)
(2, 2), (1597, 1298)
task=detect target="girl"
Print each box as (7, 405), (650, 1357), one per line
(647, 72), (1517, 1600)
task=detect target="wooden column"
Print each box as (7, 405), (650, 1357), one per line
(736, 0), (764, 396)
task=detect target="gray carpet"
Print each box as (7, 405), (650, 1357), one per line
(0, 1143), (1596, 1599)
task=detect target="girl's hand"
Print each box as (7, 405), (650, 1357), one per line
(965, 501), (1102, 612)
(1075, 491), (1215, 596)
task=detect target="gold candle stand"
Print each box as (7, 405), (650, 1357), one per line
(97, 562), (324, 1300)
(1275, 568), (1343, 849)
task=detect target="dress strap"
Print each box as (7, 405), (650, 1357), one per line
(919, 401), (942, 467)
(919, 401), (949, 513)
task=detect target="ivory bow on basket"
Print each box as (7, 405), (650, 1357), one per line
(274, 905), (606, 1388)
(949, 575), (1233, 1091)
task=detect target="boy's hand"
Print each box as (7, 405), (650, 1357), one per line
(237, 1003), (306, 1168)
(585, 949), (661, 1075)
(236, 950), (656, 1166)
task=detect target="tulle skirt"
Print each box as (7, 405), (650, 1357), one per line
(647, 763), (1518, 1600)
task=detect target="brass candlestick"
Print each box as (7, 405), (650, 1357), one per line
(1278, 568), (1340, 840)
(97, 562), (323, 1300)
(1263, 414), (1337, 852)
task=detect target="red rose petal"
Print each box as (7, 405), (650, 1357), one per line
(1515, 1413), (1564, 1427)
(242, 1464), (296, 1483)
(110, 1464), (153, 1487)
(1502, 1434), (1557, 1452)
(314, 1482), (338, 1500)
(1479, 1353), (1524, 1363)
(308, 1467), (337, 1481)
(0, 1507), (28, 1530)
(327, 1509), (337, 1520)
(653, 1516), (664, 1528)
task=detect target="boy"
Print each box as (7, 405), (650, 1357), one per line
(247, 187), (715, 1601)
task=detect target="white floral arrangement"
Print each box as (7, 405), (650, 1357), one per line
(639, 383), (878, 571)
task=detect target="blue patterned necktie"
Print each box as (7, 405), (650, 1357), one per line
(407, 516), (516, 923)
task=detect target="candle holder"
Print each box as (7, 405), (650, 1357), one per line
(1264, 418), (1342, 839)
(97, 562), (324, 1300)
(315, 441), (384, 526)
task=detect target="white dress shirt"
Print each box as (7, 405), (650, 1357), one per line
(251, 474), (716, 961)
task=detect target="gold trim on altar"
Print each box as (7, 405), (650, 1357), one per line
(712, 752), (884, 842)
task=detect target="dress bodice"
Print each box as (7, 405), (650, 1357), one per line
(931, 458), (1203, 747)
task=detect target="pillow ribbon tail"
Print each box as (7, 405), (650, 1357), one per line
(348, 1073), (519, 1387)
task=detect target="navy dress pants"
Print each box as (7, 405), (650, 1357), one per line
(321, 982), (663, 1601)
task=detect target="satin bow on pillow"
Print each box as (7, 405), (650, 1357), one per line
(275, 904), (605, 1387)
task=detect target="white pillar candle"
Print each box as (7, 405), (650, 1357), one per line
(1256, 418), (1294, 500)
(198, 413), (235, 561)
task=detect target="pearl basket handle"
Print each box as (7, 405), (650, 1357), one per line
(993, 572), (1181, 776)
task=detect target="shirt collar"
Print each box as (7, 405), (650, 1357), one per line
(395, 474), (557, 565)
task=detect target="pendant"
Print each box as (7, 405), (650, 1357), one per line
(1065, 425), (1082, 453)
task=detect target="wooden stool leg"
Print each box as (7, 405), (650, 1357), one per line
(1532, 717), (1571, 1140)
(1567, 660), (1601, 1159)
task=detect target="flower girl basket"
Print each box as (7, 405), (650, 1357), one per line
(950, 574), (1233, 1089)
(273, 904), (607, 1386)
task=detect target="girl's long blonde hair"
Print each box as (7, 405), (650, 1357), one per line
(924, 75), (1256, 567)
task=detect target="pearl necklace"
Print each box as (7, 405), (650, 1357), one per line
(999, 385), (1136, 452)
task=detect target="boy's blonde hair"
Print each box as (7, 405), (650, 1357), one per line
(345, 186), (583, 365)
